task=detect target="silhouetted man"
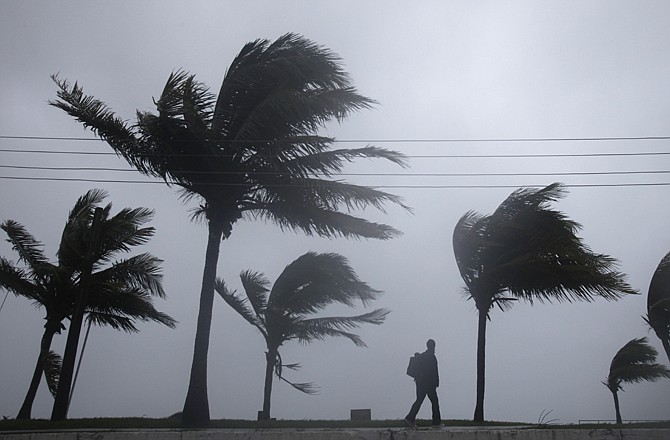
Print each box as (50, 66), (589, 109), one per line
(404, 339), (441, 427)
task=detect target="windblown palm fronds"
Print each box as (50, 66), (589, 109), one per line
(51, 33), (408, 426)
(453, 182), (636, 422)
(604, 337), (670, 423)
(216, 251), (389, 420)
(645, 252), (670, 362)
(1, 190), (175, 420)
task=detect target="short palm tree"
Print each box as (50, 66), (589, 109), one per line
(0, 230), (68, 419)
(645, 251), (670, 363)
(453, 182), (637, 422)
(216, 252), (389, 420)
(0, 189), (176, 419)
(51, 34), (409, 425)
(604, 337), (670, 424)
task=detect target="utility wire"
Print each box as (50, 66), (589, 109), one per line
(1, 164), (669, 178)
(2, 134), (668, 188)
(2, 134), (670, 143)
(1, 148), (669, 159)
(1, 175), (668, 189)
(2, 134), (669, 158)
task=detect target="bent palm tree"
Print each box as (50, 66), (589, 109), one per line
(645, 251), (670, 363)
(0, 189), (176, 419)
(0, 231), (67, 419)
(216, 252), (389, 420)
(453, 182), (636, 422)
(604, 337), (670, 424)
(51, 34), (409, 425)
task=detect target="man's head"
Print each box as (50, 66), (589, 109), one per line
(426, 339), (436, 352)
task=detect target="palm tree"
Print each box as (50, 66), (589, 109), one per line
(50, 33), (409, 425)
(215, 252), (389, 420)
(0, 234), (68, 419)
(645, 251), (670, 363)
(452, 182), (637, 422)
(604, 337), (670, 424)
(0, 189), (176, 419)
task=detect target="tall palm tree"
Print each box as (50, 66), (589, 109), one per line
(452, 182), (637, 422)
(604, 337), (670, 424)
(50, 34), (409, 425)
(216, 252), (389, 420)
(0, 189), (176, 419)
(645, 251), (670, 363)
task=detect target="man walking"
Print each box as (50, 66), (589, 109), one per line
(404, 339), (441, 427)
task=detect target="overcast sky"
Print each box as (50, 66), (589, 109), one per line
(1, 1), (669, 424)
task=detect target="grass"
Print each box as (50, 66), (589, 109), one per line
(0, 418), (668, 432)
(550, 421), (670, 430)
(0, 418), (524, 431)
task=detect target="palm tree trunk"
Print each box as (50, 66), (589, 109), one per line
(473, 309), (487, 422)
(17, 325), (57, 419)
(260, 349), (277, 420)
(182, 219), (224, 427)
(51, 207), (104, 421)
(51, 310), (84, 420)
(612, 389), (622, 424)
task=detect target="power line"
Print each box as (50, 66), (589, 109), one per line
(379, 182), (670, 188)
(0, 149), (113, 155)
(2, 134), (670, 143)
(2, 134), (668, 189)
(2, 133), (669, 158)
(1, 148), (669, 159)
(1, 175), (668, 189)
(1, 164), (669, 178)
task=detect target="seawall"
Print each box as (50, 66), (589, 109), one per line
(1, 428), (668, 440)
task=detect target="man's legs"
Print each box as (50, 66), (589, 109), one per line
(405, 384), (428, 423)
(426, 387), (441, 425)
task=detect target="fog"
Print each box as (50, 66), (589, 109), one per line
(1, 1), (669, 423)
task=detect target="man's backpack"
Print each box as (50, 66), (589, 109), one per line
(406, 352), (422, 378)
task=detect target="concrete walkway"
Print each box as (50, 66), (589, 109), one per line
(1, 427), (669, 440)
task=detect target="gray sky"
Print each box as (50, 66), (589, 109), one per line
(1, 0), (669, 424)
